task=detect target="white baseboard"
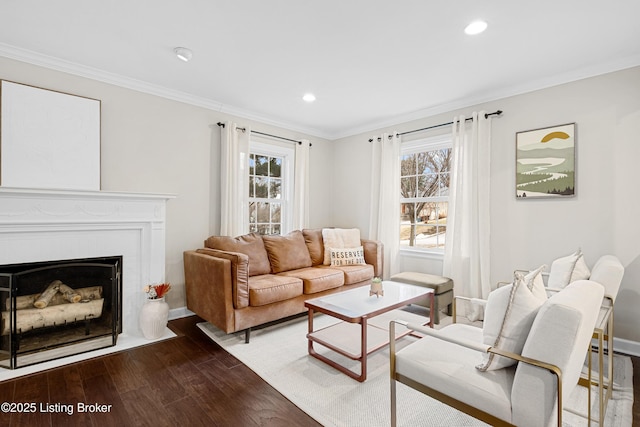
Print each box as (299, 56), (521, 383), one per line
(168, 306), (195, 320)
(613, 337), (640, 357)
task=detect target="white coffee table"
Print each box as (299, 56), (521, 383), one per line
(304, 280), (434, 382)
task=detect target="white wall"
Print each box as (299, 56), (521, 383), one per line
(2, 55), (637, 349)
(0, 57), (334, 309)
(333, 66), (640, 347)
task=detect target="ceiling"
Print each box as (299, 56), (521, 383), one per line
(1, 1), (639, 140)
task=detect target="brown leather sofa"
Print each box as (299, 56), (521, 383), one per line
(184, 229), (383, 342)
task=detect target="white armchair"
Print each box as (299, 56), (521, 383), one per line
(389, 280), (605, 427)
(511, 254), (623, 425)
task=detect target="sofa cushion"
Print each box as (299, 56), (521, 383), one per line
(322, 228), (361, 265)
(263, 230), (313, 273)
(547, 249), (590, 288)
(279, 267), (344, 294)
(523, 264), (548, 301)
(302, 229), (325, 266)
(205, 233), (271, 276)
(248, 274), (303, 306)
(396, 323), (514, 423)
(319, 264), (374, 285)
(477, 274), (546, 371)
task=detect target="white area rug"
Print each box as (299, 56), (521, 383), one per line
(197, 312), (633, 427)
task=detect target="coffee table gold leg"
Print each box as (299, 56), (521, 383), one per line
(359, 317), (367, 382)
(306, 312), (368, 382)
(307, 308), (314, 355)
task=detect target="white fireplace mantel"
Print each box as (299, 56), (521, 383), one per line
(0, 187), (175, 348)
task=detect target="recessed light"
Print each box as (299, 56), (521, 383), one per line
(173, 47), (193, 62)
(464, 20), (488, 35)
(302, 93), (316, 103)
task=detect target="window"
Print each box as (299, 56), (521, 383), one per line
(248, 141), (293, 235)
(400, 135), (451, 251)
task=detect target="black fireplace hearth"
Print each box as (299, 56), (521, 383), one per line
(0, 256), (122, 369)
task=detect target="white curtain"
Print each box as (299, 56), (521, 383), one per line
(443, 111), (492, 320)
(369, 132), (401, 279)
(292, 139), (311, 230)
(220, 121), (250, 237)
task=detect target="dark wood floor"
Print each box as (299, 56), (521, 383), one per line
(0, 315), (638, 427)
(0, 315), (320, 427)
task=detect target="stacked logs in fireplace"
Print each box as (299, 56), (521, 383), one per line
(1, 280), (104, 336)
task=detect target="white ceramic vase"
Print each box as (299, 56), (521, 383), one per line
(139, 297), (169, 339)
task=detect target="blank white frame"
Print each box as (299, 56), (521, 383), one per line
(0, 80), (101, 190)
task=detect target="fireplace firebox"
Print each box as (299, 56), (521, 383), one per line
(0, 256), (122, 369)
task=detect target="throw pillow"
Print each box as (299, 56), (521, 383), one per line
(329, 246), (366, 267)
(321, 228), (361, 265)
(523, 264), (548, 301)
(477, 274), (547, 371)
(302, 229), (324, 266)
(547, 249), (591, 288)
(205, 232), (271, 276)
(262, 230), (313, 274)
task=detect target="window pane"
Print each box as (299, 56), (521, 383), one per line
(249, 202), (256, 222)
(414, 225), (438, 249)
(269, 178), (282, 199)
(257, 224), (270, 235)
(255, 177), (268, 198)
(272, 224), (281, 235)
(400, 202), (417, 247)
(269, 157), (282, 177)
(271, 203), (281, 222)
(255, 155), (269, 176)
(257, 202), (270, 222)
(400, 176), (415, 198)
(249, 154), (255, 175)
(249, 176), (255, 197)
(400, 154), (416, 176)
(418, 174), (438, 197)
(437, 226), (447, 247)
(439, 173), (450, 196)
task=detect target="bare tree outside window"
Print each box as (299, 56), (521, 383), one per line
(400, 144), (451, 250)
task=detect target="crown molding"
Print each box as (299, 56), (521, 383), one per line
(217, 103), (332, 140)
(330, 53), (640, 140)
(0, 43), (333, 140)
(2, 42), (639, 142)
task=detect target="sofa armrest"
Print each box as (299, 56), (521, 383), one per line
(195, 248), (250, 309)
(361, 238), (383, 278)
(184, 250), (235, 333)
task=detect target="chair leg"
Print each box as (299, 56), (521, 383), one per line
(391, 376), (397, 426)
(390, 321), (398, 427)
(433, 298), (440, 324)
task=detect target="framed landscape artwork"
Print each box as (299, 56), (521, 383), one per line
(516, 123), (575, 199)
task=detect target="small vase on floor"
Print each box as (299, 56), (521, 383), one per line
(139, 297), (169, 339)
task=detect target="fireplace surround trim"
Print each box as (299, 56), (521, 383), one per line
(0, 187), (175, 346)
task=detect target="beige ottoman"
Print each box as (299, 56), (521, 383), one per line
(390, 272), (453, 324)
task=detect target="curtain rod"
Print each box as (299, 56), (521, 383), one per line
(216, 122), (311, 146)
(368, 110), (503, 142)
